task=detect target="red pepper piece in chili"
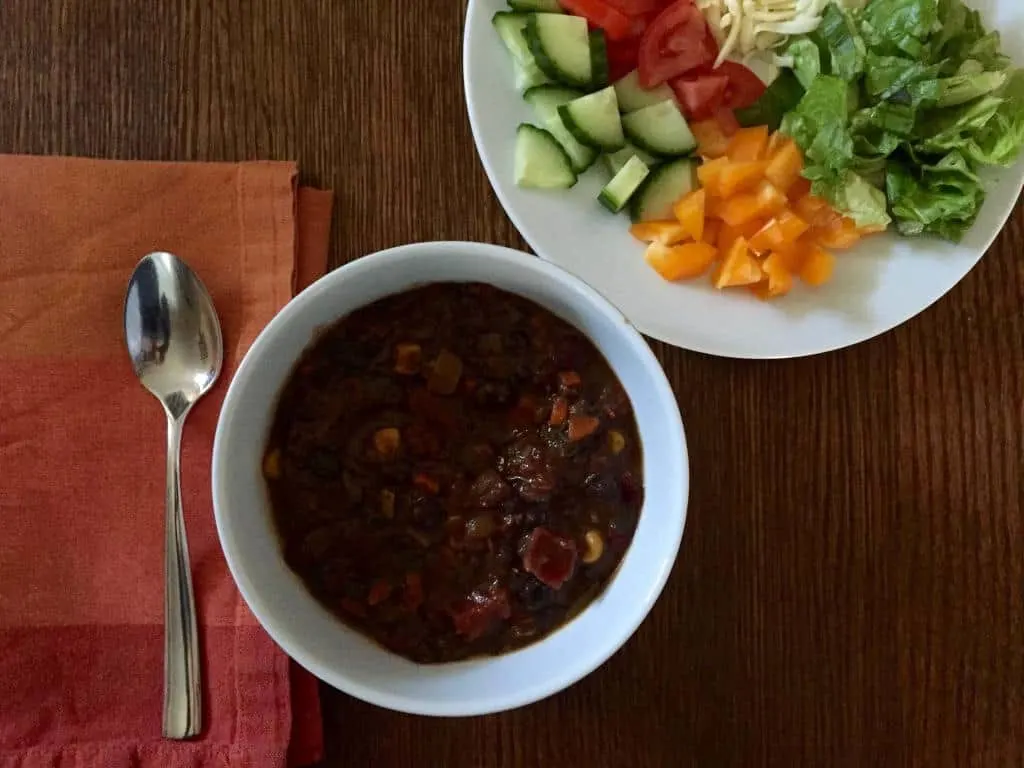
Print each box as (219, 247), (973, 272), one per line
(404, 572), (424, 612)
(567, 414), (601, 441)
(550, 397), (569, 426)
(367, 579), (392, 606)
(413, 472), (440, 495)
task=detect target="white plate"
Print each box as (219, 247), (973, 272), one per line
(464, 0), (1024, 359)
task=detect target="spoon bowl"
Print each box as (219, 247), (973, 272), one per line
(125, 252), (224, 419)
(124, 251), (223, 739)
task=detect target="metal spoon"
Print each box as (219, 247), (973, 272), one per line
(124, 252), (223, 739)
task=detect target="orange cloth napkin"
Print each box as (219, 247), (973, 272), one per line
(0, 155), (331, 767)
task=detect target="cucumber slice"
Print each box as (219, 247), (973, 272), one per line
(590, 29), (609, 88)
(508, 0), (562, 10)
(598, 156), (650, 213)
(515, 58), (552, 91)
(494, 12), (551, 91)
(621, 99), (697, 157)
(603, 142), (658, 176)
(515, 124), (578, 189)
(525, 13), (592, 88)
(524, 84), (586, 122)
(492, 12), (534, 65)
(544, 112), (599, 173)
(523, 85), (597, 172)
(557, 86), (625, 152)
(613, 69), (675, 113)
(629, 158), (698, 222)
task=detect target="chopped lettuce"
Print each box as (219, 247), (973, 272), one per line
(752, 0), (1024, 241)
(817, 4), (867, 82)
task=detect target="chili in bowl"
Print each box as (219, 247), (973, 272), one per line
(212, 241), (688, 715)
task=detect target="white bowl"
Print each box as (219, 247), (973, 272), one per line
(212, 241), (689, 716)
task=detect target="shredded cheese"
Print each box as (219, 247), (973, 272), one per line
(697, 0), (832, 67)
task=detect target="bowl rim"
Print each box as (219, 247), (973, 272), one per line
(212, 240), (689, 715)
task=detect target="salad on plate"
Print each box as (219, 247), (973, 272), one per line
(493, 0), (1024, 300)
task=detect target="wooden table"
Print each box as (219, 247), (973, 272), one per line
(4, 2), (1022, 765)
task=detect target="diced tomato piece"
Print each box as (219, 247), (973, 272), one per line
(560, 0), (634, 40)
(607, 37), (642, 81)
(715, 61), (767, 110)
(522, 527), (578, 589)
(449, 584), (512, 641)
(603, 0), (669, 12)
(670, 73), (729, 121)
(638, 1), (716, 87)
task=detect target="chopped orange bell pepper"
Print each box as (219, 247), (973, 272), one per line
(726, 126), (770, 162)
(812, 216), (862, 250)
(696, 156), (731, 197)
(645, 241), (719, 282)
(799, 245), (836, 286)
(718, 161), (768, 198)
(630, 220), (689, 245)
(754, 181), (789, 219)
(702, 218), (722, 246)
(718, 194), (762, 227)
(787, 176), (813, 201)
(793, 194), (839, 228)
(712, 237), (764, 289)
(673, 189), (706, 242)
(691, 119), (732, 159)
(760, 253), (794, 298)
(748, 210), (809, 255)
(764, 138), (804, 193)
(771, 241), (810, 273)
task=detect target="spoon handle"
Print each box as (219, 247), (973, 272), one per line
(163, 415), (202, 739)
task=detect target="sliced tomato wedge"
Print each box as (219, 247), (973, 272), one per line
(638, 0), (717, 88)
(559, 0), (634, 41)
(716, 61), (767, 110)
(607, 37), (642, 81)
(603, 0), (670, 12)
(671, 73), (729, 121)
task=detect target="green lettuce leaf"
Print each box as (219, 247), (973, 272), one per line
(859, 0), (938, 59)
(813, 170), (892, 230)
(886, 151), (984, 239)
(818, 4), (867, 81)
(785, 39), (823, 90)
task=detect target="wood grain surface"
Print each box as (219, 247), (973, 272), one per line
(3, 1), (1023, 766)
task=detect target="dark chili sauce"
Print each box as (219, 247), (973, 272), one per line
(263, 282), (644, 663)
